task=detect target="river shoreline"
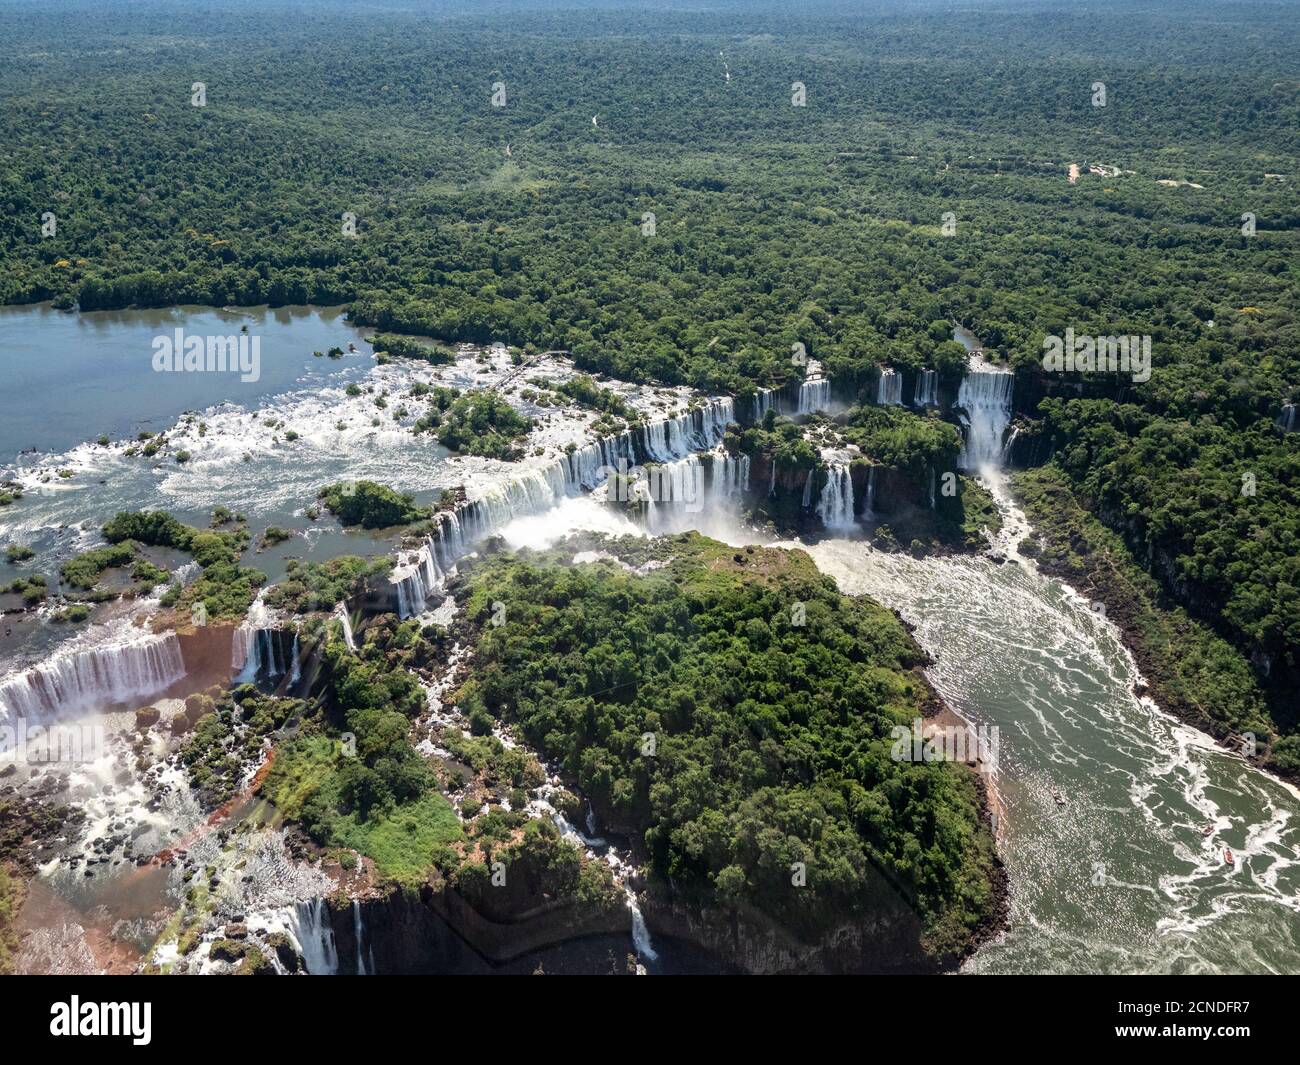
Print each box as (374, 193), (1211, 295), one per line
(1009, 466), (1299, 791)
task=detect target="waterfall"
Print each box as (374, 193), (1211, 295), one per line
(816, 465), (856, 529)
(230, 626), (250, 675)
(1277, 403), (1298, 433)
(645, 450), (749, 506)
(860, 465), (877, 520)
(625, 887), (658, 967)
(565, 433), (639, 490)
(796, 377), (831, 415)
(1001, 425), (1022, 465)
(957, 366), (1015, 470)
(767, 460), (776, 497)
(876, 369), (903, 406)
(390, 398), (736, 618)
(709, 452), (750, 499)
(530, 788), (657, 971)
(635, 450), (753, 533)
(332, 603), (356, 652)
(288, 632), (301, 688)
(801, 472), (814, 509)
(352, 899), (374, 975)
(286, 898), (338, 975)
(234, 629), (284, 684)
(393, 536), (446, 618)
(0, 628), (184, 725)
(928, 467), (937, 510)
(636, 399), (736, 462)
(231, 594), (284, 683)
(753, 380), (829, 419)
(646, 454), (704, 505)
(913, 369), (938, 407)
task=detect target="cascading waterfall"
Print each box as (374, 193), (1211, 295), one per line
(565, 432), (639, 491)
(626, 887), (659, 966)
(644, 451), (751, 507)
(795, 377), (832, 415)
(876, 369), (903, 406)
(352, 899), (375, 975)
(393, 535), (448, 619)
(1001, 425), (1022, 465)
(646, 454), (704, 506)
(751, 379), (831, 419)
(230, 626), (250, 675)
(231, 594), (286, 683)
(0, 628), (184, 725)
(928, 467), (936, 510)
(956, 366), (1015, 469)
(801, 472), (814, 509)
(392, 509), (468, 618)
(860, 465), (877, 520)
(240, 631), (280, 683)
(288, 632), (301, 688)
(286, 898), (338, 975)
(332, 603), (356, 652)
(633, 450), (752, 534)
(816, 464), (856, 529)
(457, 464), (570, 541)
(638, 400), (737, 462)
(1276, 403), (1298, 433)
(913, 369), (938, 407)
(531, 789), (658, 971)
(391, 398), (736, 618)
(710, 452), (750, 498)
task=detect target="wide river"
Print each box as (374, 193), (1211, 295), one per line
(4, 305), (1298, 974)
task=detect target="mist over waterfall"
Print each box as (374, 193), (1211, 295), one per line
(709, 451), (750, 498)
(631, 449), (752, 535)
(957, 367), (1015, 470)
(876, 369), (903, 406)
(816, 465), (856, 528)
(391, 398), (736, 617)
(0, 626), (184, 725)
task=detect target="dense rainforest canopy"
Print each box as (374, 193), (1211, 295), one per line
(1, 0), (1297, 753)
(456, 534), (1000, 956)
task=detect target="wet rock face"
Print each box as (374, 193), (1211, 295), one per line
(319, 883), (635, 975)
(637, 890), (937, 975)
